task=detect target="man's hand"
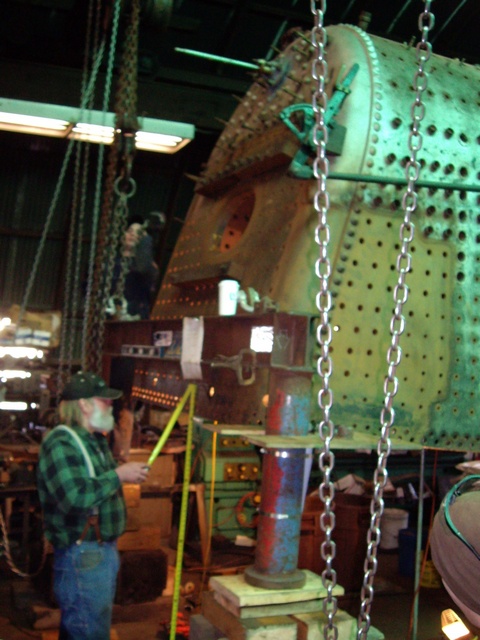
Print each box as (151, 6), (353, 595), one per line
(115, 462), (149, 484)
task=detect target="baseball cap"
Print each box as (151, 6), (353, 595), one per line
(60, 371), (123, 401)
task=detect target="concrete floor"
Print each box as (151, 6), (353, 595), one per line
(0, 552), (464, 640)
(0, 547), (466, 640)
(339, 551), (455, 640)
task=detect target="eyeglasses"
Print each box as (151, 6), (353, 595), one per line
(443, 474), (480, 561)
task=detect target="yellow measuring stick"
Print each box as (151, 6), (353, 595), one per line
(146, 383), (197, 467)
(146, 384), (196, 640)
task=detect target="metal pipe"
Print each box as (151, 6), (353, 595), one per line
(174, 47), (259, 70)
(328, 171), (480, 193)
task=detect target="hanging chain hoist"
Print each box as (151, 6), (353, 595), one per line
(18, 5), (108, 355)
(58, 0), (107, 395)
(310, 2), (338, 638)
(85, 0), (140, 374)
(82, 0), (122, 371)
(356, 3), (435, 639)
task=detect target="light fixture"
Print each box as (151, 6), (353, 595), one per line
(0, 401), (28, 411)
(250, 326), (274, 353)
(0, 317), (12, 330)
(0, 98), (195, 154)
(441, 609), (473, 640)
(0, 370), (32, 380)
(0, 346), (44, 359)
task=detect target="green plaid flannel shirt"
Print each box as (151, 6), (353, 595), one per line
(37, 424), (126, 548)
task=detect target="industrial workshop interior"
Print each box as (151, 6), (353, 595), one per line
(0, 0), (479, 639)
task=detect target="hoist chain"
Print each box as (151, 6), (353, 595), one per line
(357, 4), (435, 638)
(70, 144), (92, 367)
(65, 0), (100, 373)
(113, 0), (140, 187)
(113, 179), (137, 303)
(57, 141), (84, 394)
(0, 509), (48, 579)
(84, 0), (140, 374)
(110, 0), (140, 307)
(57, 1), (107, 395)
(18, 139), (76, 333)
(85, 141), (121, 374)
(82, 1), (122, 371)
(310, 2), (338, 638)
(17, 20), (106, 341)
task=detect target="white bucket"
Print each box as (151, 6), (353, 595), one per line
(218, 279), (240, 316)
(380, 508), (409, 550)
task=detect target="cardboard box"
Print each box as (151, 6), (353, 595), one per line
(123, 484), (141, 531)
(117, 526), (164, 551)
(139, 496), (172, 538)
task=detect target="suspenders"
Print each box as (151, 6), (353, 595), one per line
(55, 426), (103, 544)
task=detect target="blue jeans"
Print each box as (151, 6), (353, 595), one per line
(53, 540), (120, 640)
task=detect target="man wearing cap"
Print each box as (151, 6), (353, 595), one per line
(37, 371), (149, 640)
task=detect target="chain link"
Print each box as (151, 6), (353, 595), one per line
(357, 3), (435, 637)
(18, 139), (76, 332)
(58, 1), (107, 394)
(65, 0), (101, 376)
(81, 28), (115, 375)
(0, 508), (47, 579)
(18, 11), (107, 384)
(310, 2), (338, 638)
(113, 179), (137, 301)
(57, 140), (83, 395)
(84, 0), (140, 373)
(83, 0), (122, 371)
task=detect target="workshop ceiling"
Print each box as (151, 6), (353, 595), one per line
(0, 0), (478, 134)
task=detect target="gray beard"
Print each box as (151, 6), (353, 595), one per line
(90, 405), (115, 432)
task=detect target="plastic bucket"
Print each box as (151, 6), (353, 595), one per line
(380, 508), (409, 550)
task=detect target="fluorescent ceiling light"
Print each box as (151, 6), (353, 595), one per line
(0, 370), (32, 380)
(0, 98), (195, 153)
(0, 346), (44, 359)
(0, 401), (28, 411)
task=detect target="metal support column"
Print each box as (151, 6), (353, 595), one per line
(244, 374), (312, 589)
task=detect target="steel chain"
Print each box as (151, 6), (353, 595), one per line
(70, 143), (92, 367)
(84, 0), (140, 373)
(80, 24), (114, 376)
(0, 507), (47, 579)
(58, 3), (107, 387)
(57, 140), (83, 395)
(109, 0), (142, 315)
(357, 3), (435, 637)
(18, 139), (76, 332)
(85, 140), (121, 374)
(17, 3), (103, 342)
(66, 0), (101, 375)
(310, 2), (338, 638)
(58, 0), (97, 391)
(84, 0), (122, 372)
(114, 179), (137, 302)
